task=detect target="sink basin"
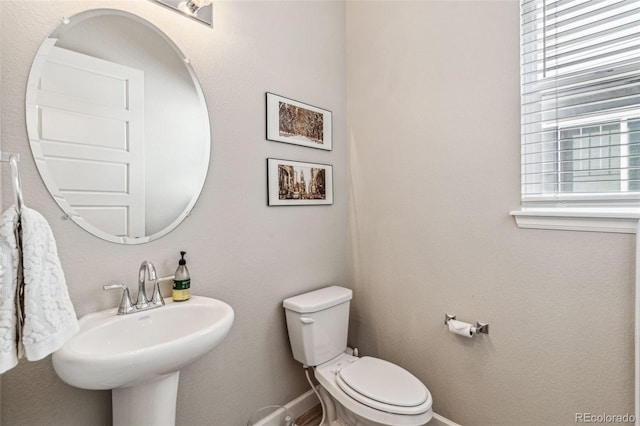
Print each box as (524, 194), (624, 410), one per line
(52, 295), (234, 426)
(53, 295), (234, 389)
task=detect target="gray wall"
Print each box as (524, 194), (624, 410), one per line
(0, 1), (347, 425)
(346, 2), (634, 425)
(2, 1), (635, 426)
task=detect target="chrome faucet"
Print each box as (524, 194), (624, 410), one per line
(103, 260), (172, 315)
(137, 260), (157, 309)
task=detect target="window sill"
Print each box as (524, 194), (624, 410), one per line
(510, 210), (640, 233)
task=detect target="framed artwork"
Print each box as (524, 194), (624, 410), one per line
(266, 93), (332, 151)
(267, 158), (333, 206)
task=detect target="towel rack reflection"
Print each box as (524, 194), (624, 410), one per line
(0, 152), (24, 214)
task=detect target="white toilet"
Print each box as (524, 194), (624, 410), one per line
(283, 286), (433, 426)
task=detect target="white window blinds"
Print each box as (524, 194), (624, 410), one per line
(521, 0), (640, 210)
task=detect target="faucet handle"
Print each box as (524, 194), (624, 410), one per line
(150, 282), (164, 307)
(103, 283), (135, 315)
(150, 275), (175, 307)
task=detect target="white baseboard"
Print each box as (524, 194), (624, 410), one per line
(430, 412), (461, 426)
(249, 388), (460, 426)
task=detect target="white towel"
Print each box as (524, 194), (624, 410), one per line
(0, 207), (20, 373)
(20, 207), (78, 361)
(0, 206), (78, 371)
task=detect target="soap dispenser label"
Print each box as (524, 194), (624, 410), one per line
(172, 279), (191, 301)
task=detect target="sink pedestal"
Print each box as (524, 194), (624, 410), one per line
(112, 372), (180, 426)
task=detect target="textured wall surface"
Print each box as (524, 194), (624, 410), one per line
(346, 2), (635, 426)
(2, 1), (636, 426)
(0, 1), (347, 425)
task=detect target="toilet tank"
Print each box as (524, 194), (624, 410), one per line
(283, 286), (353, 367)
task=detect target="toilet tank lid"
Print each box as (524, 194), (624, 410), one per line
(283, 286), (353, 313)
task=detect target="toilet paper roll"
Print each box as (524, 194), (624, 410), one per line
(448, 319), (475, 338)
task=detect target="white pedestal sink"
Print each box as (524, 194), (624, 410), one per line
(52, 296), (234, 426)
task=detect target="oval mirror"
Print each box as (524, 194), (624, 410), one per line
(25, 9), (210, 244)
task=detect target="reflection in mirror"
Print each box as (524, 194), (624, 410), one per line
(26, 9), (210, 244)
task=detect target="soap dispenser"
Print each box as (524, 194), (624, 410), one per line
(172, 251), (191, 301)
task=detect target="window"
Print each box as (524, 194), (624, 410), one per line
(514, 0), (640, 232)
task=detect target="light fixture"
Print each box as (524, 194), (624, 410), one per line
(178, 0), (212, 17)
(150, 0), (213, 27)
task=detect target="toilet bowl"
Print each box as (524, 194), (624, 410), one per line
(315, 353), (433, 426)
(283, 286), (433, 426)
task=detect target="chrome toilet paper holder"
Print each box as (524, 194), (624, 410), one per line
(445, 313), (489, 335)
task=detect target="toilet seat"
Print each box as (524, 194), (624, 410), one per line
(336, 356), (428, 414)
(315, 353), (433, 425)
(335, 356), (429, 415)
